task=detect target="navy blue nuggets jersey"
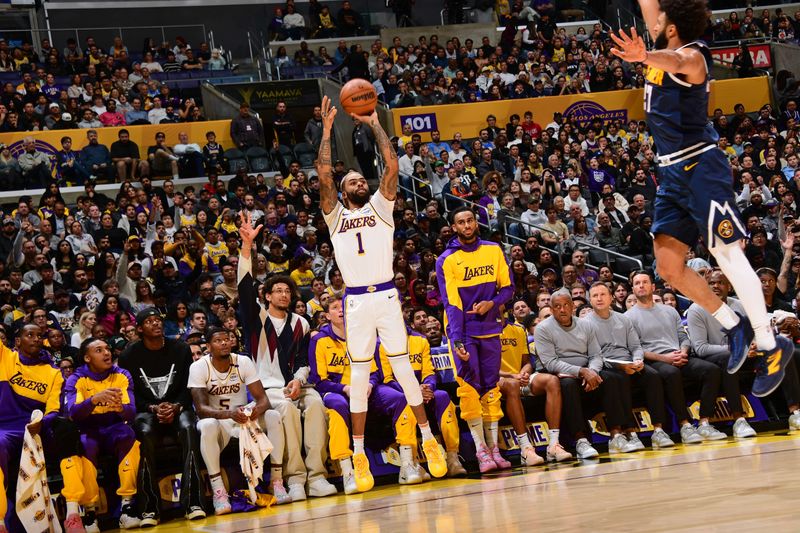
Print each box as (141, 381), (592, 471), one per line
(646, 41), (746, 248)
(644, 41), (717, 160)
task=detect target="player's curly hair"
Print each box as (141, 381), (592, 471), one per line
(659, 0), (709, 43)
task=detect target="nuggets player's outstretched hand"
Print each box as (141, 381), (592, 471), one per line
(239, 210), (263, 260)
(610, 27), (647, 63)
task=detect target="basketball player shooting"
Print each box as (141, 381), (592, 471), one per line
(610, 0), (792, 396)
(314, 96), (447, 492)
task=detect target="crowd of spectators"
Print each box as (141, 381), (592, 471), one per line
(711, 6), (800, 44)
(1, 87), (800, 527)
(274, 6), (799, 106)
(0, 43), (799, 529)
(269, 0), (367, 40)
(0, 34), (225, 135)
(2, 5), (800, 527)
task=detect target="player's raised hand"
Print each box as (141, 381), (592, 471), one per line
(610, 27), (647, 63)
(781, 229), (795, 251)
(350, 109), (379, 127)
(321, 95), (337, 131)
(238, 210), (262, 245)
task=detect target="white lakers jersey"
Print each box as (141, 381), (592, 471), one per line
(187, 353), (259, 411)
(323, 190), (395, 287)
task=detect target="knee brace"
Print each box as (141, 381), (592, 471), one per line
(387, 355), (423, 407)
(349, 361), (371, 413)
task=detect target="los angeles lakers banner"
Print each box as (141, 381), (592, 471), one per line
(0, 120), (234, 179)
(392, 77), (773, 141)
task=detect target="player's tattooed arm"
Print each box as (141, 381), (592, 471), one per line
(316, 95), (338, 215)
(191, 387), (221, 420)
(372, 116), (400, 200)
(371, 117), (399, 201)
(352, 110), (398, 201)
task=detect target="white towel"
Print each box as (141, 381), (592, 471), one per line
(16, 410), (62, 533)
(238, 405), (273, 504)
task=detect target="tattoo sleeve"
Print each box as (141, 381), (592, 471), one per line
(369, 118), (398, 201)
(315, 135), (338, 214)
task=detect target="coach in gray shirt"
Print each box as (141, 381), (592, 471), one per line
(535, 288), (628, 458)
(626, 271), (724, 443)
(587, 282), (674, 449)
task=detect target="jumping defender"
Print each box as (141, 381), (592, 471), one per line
(610, 0), (792, 396)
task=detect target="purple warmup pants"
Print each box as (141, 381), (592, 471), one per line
(455, 336), (502, 395)
(81, 422), (137, 466)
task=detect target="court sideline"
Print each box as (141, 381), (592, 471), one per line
(144, 432), (800, 532)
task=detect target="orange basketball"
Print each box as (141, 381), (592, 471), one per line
(339, 79), (377, 117)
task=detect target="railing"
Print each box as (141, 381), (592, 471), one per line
(502, 216), (563, 272)
(614, 6), (651, 48)
(399, 183), (428, 213)
(440, 6), (476, 26)
(578, 240), (643, 280)
(440, 193), (492, 232)
(503, 215), (643, 281)
(0, 25), (208, 59)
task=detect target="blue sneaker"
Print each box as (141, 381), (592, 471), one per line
(752, 335), (793, 397)
(725, 313), (753, 374)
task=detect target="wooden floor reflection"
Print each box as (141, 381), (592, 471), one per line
(148, 431), (800, 533)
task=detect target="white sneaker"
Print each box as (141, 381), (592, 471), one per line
(446, 451), (467, 476)
(343, 471), (359, 495)
(680, 423), (703, 444)
(627, 433), (646, 451)
(84, 520), (100, 533)
(138, 512), (159, 528)
(608, 433), (639, 454)
(212, 488), (231, 516)
(271, 480), (292, 505)
(789, 412), (800, 431)
(414, 463), (431, 482)
(546, 443), (573, 462)
(698, 423), (727, 441)
(651, 428), (675, 449)
(575, 438), (599, 459)
(521, 446), (544, 466)
(733, 418), (757, 439)
(185, 505), (206, 520)
(307, 477), (337, 497)
(398, 463), (422, 485)
(288, 484), (307, 501)
(119, 504), (141, 529)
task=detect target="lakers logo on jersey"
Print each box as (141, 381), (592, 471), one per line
(9, 372), (48, 395)
(208, 383), (241, 395)
(645, 66), (664, 86)
(338, 215), (376, 233)
(328, 353), (349, 368)
(463, 264), (495, 281)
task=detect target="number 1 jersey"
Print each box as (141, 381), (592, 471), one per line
(323, 189), (396, 287)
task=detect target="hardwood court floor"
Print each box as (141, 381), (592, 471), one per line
(148, 431), (800, 532)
